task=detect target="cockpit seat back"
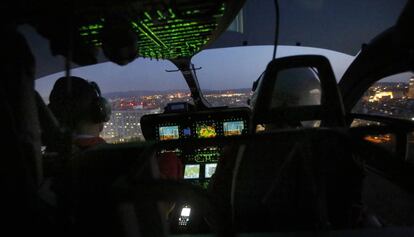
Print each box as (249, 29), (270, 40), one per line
(250, 55), (346, 130)
(0, 28), (43, 234)
(209, 56), (364, 232)
(54, 142), (166, 237)
(231, 129), (364, 232)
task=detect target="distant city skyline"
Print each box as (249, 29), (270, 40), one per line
(35, 45), (411, 99)
(35, 45), (355, 98)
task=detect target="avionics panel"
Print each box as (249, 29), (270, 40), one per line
(140, 107), (250, 189)
(182, 162), (218, 189)
(141, 107), (251, 141)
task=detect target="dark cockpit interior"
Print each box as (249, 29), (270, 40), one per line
(2, 0), (414, 237)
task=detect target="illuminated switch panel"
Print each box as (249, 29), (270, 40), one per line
(178, 205), (191, 227)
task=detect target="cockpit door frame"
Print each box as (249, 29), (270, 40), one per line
(170, 57), (211, 110)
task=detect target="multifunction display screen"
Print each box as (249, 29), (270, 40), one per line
(223, 121), (245, 136)
(205, 163), (217, 178)
(159, 126), (180, 140)
(196, 123), (217, 138)
(184, 164), (200, 179)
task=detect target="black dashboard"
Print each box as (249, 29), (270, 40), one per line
(141, 107), (251, 141)
(141, 107), (251, 184)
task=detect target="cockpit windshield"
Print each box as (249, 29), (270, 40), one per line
(192, 45), (354, 107)
(35, 58), (191, 143)
(34, 44), (355, 143)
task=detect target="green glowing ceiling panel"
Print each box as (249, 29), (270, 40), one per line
(78, 2), (226, 60)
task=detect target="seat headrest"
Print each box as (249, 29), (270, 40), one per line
(251, 55), (345, 130)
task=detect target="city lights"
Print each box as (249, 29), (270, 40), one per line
(368, 91), (393, 102)
(355, 76), (414, 122)
(102, 89), (251, 143)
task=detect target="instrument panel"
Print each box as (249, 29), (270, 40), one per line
(141, 107), (250, 231)
(156, 119), (246, 140)
(141, 107), (250, 187)
(141, 107), (250, 141)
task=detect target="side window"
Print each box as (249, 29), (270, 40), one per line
(227, 9), (244, 33)
(351, 72), (414, 163)
(352, 72), (414, 120)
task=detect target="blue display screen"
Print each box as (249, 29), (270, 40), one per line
(183, 127), (192, 136)
(223, 121), (244, 136)
(159, 126), (179, 140)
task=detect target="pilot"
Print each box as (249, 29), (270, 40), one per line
(48, 76), (111, 149)
(48, 76), (182, 220)
(48, 75), (182, 175)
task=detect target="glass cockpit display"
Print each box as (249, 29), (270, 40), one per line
(159, 125), (179, 140)
(196, 122), (217, 138)
(184, 164), (200, 179)
(205, 163), (217, 178)
(183, 127), (192, 137)
(145, 109), (250, 190)
(223, 120), (245, 136)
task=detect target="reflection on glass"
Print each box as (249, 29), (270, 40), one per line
(351, 119), (384, 127)
(364, 133), (396, 154)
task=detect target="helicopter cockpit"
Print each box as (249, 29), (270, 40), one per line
(2, 0), (414, 237)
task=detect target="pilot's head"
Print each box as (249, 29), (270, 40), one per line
(48, 76), (111, 132)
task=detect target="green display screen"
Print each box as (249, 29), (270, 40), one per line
(184, 164), (200, 179)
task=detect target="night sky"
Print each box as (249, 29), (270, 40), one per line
(35, 45), (356, 98)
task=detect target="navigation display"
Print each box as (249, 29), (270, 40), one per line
(184, 164), (200, 179)
(159, 125), (179, 140)
(205, 163), (217, 178)
(196, 123), (217, 138)
(223, 121), (245, 136)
